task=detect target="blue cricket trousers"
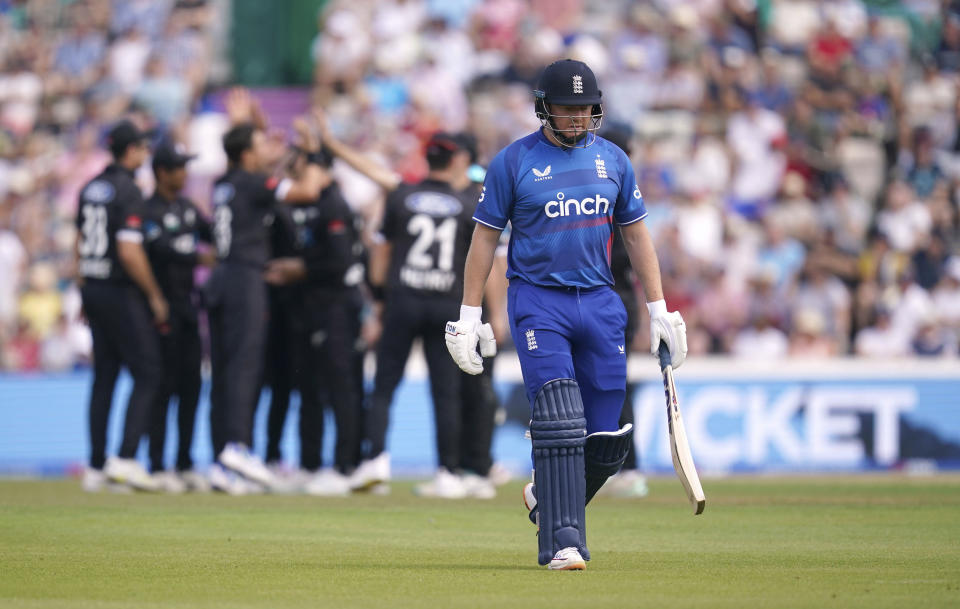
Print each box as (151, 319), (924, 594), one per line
(507, 279), (627, 434)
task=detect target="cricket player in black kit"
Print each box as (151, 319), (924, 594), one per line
(264, 149), (366, 495)
(351, 134), (479, 498)
(262, 195), (302, 471)
(601, 127), (649, 498)
(142, 141), (214, 492)
(205, 117), (326, 492)
(314, 125), (505, 497)
(453, 140), (507, 499)
(78, 120), (168, 492)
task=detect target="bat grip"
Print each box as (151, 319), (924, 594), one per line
(657, 341), (671, 370)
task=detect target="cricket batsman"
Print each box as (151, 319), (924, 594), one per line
(445, 59), (688, 570)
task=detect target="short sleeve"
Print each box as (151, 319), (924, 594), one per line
(142, 200), (163, 244)
(378, 191), (401, 241)
(472, 149), (513, 230)
(256, 173), (286, 206)
(117, 186), (146, 243)
(612, 148), (646, 226)
(272, 177), (294, 203)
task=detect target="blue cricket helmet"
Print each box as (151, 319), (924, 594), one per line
(534, 58), (602, 106)
(534, 59), (604, 148)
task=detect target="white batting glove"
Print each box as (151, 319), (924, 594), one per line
(445, 305), (496, 375)
(477, 322), (497, 358)
(648, 299), (687, 369)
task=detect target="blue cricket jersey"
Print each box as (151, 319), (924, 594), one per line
(473, 130), (646, 288)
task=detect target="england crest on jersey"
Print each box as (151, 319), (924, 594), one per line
(595, 158), (607, 179)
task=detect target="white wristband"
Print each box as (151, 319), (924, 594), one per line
(646, 299), (667, 317)
(460, 305), (482, 323)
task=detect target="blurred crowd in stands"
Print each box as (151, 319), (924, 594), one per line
(1, 0), (959, 372)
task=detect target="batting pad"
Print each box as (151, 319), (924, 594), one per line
(531, 378), (588, 565)
(584, 423), (634, 505)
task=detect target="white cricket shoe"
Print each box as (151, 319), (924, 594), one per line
(269, 467), (311, 495)
(349, 452), (390, 491)
(209, 463), (250, 496)
(153, 471), (187, 494)
(218, 443), (276, 488)
(414, 468), (467, 499)
(104, 457), (161, 492)
(303, 468), (351, 497)
(461, 473), (496, 499)
(180, 469), (212, 493)
(368, 482), (391, 496)
(82, 467), (106, 492)
(266, 461), (291, 480)
(605, 470), (649, 498)
(548, 547), (586, 571)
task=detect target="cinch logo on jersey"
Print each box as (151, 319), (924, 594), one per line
(543, 191), (610, 219)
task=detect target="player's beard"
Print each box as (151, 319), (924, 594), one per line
(549, 121), (589, 147)
(555, 128), (587, 147)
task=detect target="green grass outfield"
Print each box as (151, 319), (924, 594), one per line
(1, 476), (958, 609)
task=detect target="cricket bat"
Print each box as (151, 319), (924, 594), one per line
(658, 342), (706, 515)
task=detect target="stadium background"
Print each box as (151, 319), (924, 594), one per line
(0, 0), (959, 477)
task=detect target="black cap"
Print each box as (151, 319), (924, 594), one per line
(426, 132), (463, 153)
(534, 59), (602, 106)
(106, 120), (154, 158)
(152, 140), (196, 170)
(450, 132), (478, 164)
(599, 124), (633, 156)
(426, 132), (467, 170)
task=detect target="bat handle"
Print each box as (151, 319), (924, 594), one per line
(657, 341), (671, 370)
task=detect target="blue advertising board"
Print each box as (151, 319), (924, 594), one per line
(1, 356), (957, 476)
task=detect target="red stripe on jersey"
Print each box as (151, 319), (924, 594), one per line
(126, 215), (142, 228)
(539, 215), (612, 234)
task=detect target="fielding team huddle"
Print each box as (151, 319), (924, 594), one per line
(76, 59), (689, 571)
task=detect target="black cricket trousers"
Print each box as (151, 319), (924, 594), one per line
(459, 360), (498, 476)
(264, 285), (300, 465)
(206, 263), (268, 457)
(296, 288), (363, 473)
(366, 291), (462, 472)
(147, 312), (202, 472)
(82, 281), (163, 469)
